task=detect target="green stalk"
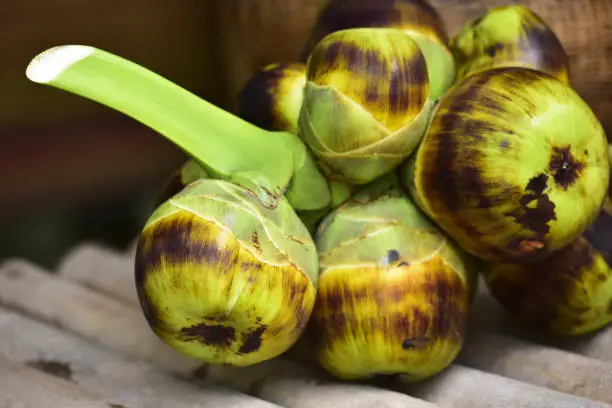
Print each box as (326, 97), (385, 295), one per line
(25, 45), (331, 210)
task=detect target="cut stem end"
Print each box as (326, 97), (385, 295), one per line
(26, 45), (94, 84)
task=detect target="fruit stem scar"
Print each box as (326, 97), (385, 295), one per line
(549, 146), (583, 189)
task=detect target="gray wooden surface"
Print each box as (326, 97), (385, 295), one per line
(1, 240), (611, 407)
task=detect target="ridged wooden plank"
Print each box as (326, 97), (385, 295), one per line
(58, 243), (139, 306)
(0, 353), (123, 408)
(1, 257), (437, 408)
(53, 242), (612, 407)
(201, 359), (437, 408)
(0, 306), (283, 408)
(0, 258), (201, 374)
(397, 365), (612, 408)
(457, 330), (612, 403)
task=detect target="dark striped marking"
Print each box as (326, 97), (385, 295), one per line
(520, 16), (570, 79)
(313, 255), (468, 349)
(237, 65), (285, 131)
(308, 34), (427, 122)
(301, 0), (448, 61)
(135, 214), (238, 333)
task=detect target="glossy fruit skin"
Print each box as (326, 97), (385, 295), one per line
(302, 0), (456, 101)
(484, 198), (612, 335)
(299, 27), (433, 185)
(452, 5), (570, 83)
(237, 63), (306, 134)
(309, 181), (476, 381)
(135, 179), (319, 366)
(403, 66), (609, 264)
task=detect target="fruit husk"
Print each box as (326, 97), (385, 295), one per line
(403, 66), (610, 264)
(483, 197), (612, 336)
(451, 5), (570, 84)
(237, 63), (306, 134)
(302, 0), (456, 100)
(135, 179), (319, 366)
(307, 176), (475, 381)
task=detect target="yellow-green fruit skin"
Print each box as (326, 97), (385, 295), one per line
(311, 185), (475, 381)
(135, 179), (319, 366)
(237, 63), (306, 134)
(452, 5), (570, 83)
(302, 0), (456, 101)
(404, 66), (609, 264)
(484, 198), (612, 335)
(299, 27), (432, 185)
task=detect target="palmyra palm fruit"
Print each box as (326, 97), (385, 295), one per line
(483, 196), (612, 335)
(302, 0), (456, 101)
(309, 176), (476, 381)
(403, 66), (610, 264)
(452, 5), (569, 83)
(135, 179), (319, 365)
(24, 45), (332, 213)
(299, 27), (433, 185)
(237, 63), (306, 134)
(24, 45), (328, 366)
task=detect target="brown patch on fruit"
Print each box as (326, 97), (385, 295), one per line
(502, 172), (556, 262)
(387, 249), (401, 264)
(549, 146), (584, 190)
(181, 321), (237, 348)
(486, 237), (596, 331)
(238, 325), (267, 354)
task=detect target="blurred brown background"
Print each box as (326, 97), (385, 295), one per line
(1, 0), (610, 269)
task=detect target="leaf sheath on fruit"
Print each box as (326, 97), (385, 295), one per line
(300, 27), (433, 185)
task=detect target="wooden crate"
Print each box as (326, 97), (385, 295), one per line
(0, 242), (611, 407)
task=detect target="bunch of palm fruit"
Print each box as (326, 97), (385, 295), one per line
(25, 0), (611, 383)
